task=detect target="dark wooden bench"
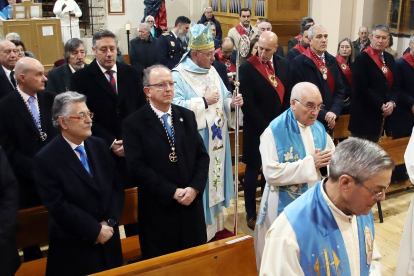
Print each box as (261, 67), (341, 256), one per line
(332, 114), (351, 144)
(91, 234), (256, 276)
(15, 188), (140, 276)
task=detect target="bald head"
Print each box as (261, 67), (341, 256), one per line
(291, 82), (323, 126)
(257, 31), (278, 62)
(15, 57), (47, 96)
(258, 22), (272, 36)
(0, 40), (17, 70)
(221, 37), (234, 59)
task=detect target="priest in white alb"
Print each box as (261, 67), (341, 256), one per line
(254, 82), (335, 270)
(261, 138), (388, 275)
(172, 22), (243, 241)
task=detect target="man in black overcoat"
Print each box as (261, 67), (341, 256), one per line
(0, 40), (17, 99)
(129, 23), (158, 73)
(123, 65), (209, 259)
(33, 92), (124, 276)
(348, 25), (398, 142)
(240, 31), (290, 230)
(71, 29), (146, 189)
(290, 24), (345, 132)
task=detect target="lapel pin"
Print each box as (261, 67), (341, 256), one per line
(180, 118), (183, 122)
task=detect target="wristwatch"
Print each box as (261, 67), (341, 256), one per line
(107, 218), (117, 227)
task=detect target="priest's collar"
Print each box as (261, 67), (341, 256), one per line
(321, 180), (354, 223)
(179, 55), (210, 75)
(297, 121), (308, 128)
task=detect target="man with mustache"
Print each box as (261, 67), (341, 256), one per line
(33, 92), (124, 275)
(228, 8), (258, 51)
(46, 38), (86, 94)
(157, 16), (191, 69)
(286, 25), (311, 62)
(290, 24), (345, 133)
(260, 138), (386, 275)
(349, 24), (398, 143)
(0, 40), (18, 99)
(0, 57), (58, 261)
(71, 30), (146, 190)
(254, 82), (334, 271)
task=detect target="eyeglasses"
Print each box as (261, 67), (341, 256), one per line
(362, 183), (389, 199)
(148, 81), (176, 90)
(69, 112), (94, 121)
(294, 99), (325, 111)
(146, 21), (154, 23)
(197, 51), (215, 58)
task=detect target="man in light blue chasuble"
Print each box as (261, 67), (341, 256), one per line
(172, 22), (243, 241)
(261, 138), (390, 275)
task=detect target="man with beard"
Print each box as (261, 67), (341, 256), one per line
(353, 26), (370, 58)
(46, 38), (86, 94)
(286, 25), (311, 62)
(129, 23), (158, 73)
(290, 24), (345, 133)
(172, 23), (243, 241)
(157, 16), (191, 69)
(198, 7), (223, 40)
(256, 21), (284, 57)
(260, 138), (386, 275)
(288, 17), (314, 50)
(228, 8), (258, 51)
(0, 40), (17, 99)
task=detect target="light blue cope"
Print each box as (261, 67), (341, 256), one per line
(257, 108), (326, 225)
(285, 181), (375, 276)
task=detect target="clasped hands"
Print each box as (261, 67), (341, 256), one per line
(95, 221), (114, 245)
(112, 140), (125, 157)
(173, 187), (197, 206)
(382, 102), (394, 117)
(325, 111), (336, 129)
(311, 148), (333, 169)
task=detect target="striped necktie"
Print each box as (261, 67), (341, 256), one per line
(106, 70), (117, 94)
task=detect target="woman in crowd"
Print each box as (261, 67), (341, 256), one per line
(10, 40), (34, 59)
(336, 38), (354, 114)
(245, 37), (259, 60)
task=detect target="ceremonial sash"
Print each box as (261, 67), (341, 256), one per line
(295, 35), (301, 43)
(293, 43), (306, 54)
(214, 48), (236, 72)
(285, 182), (375, 276)
(247, 55), (285, 104)
(336, 55), (353, 86)
(256, 109), (326, 225)
(402, 52), (414, 69)
(364, 46), (393, 86)
(235, 24), (248, 37)
(304, 47), (335, 93)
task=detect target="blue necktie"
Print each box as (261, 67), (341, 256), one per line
(75, 145), (91, 174)
(161, 113), (173, 140)
(27, 96), (40, 129)
(320, 55), (324, 63)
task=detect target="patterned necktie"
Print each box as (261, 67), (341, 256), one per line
(9, 71), (16, 88)
(266, 61), (274, 74)
(75, 145), (91, 174)
(162, 113), (173, 140)
(106, 70), (117, 94)
(27, 96), (40, 128)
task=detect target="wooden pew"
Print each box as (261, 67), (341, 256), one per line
(123, 54), (131, 65)
(16, 188), (140, 276)
(91, 234), (256, 276)
(229, 130), (246, 185)
(332, 114), (351, 143)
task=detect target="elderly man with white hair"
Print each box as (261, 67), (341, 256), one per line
(145, 15), (162, 38)
(254, 82), (335, 270)
(256, 21), (284, 56)
(129, 22), (158, 72)
(197, 7), (223, 40)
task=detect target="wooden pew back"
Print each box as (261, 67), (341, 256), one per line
(91, 235), (257, 276)
(228, 130), (243, 157)
(332, 114), (350, 140)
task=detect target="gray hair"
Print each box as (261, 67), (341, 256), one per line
(139, 23), (151, 32)
(145, 15), (154, 22)
(371, 24), (389, 36)
(410, 34), (414, 44)
(204, 6), (213, 12)
(6, 32), (21, 41)
(143, 64), (170, 87)
(308, 24), (325, 39)
(329, 138), (395, 184)
(92, 30), (118, 48)
(64, 38), (84, 61)
(290, 82), (319, 102)
(258, 21), (272, 31)
(52, 92), (87, 129)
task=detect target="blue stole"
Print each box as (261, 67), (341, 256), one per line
(151, 26), (155, 37)
(285, 181), (375, 276)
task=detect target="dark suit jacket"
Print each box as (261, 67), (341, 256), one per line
(288, 37), (299, 51)
(157, 31), (188, 69)
(349, 51), (398, 136)
(286, 47), (301, 63)
(0, 146), (20, 275)
(212, 60), (232, 92)
(240, 54), (291, 166)
(0, 66), (15, 99)
(129, 35), (158, 72)
(290, 51), (345, 130)
(33, 134), (124, 275)
(353, 38), (370, 57)
(123, 103), (209, 259)
(390, 56), (413, 137)
(46, 63), (75, 94)
(337, 62), (354, 115)
(0, 90), (58, 209)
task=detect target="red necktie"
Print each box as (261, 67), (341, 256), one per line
(266, 61), (274, 75)
(106, 70), (117, 94)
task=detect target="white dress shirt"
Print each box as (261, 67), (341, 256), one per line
(150, 103), (172, 126)
(3, 65), (15, 88)
(62, 135), (87, 161)
(97, 62), (118, 91)
(17, 86), (39, 114)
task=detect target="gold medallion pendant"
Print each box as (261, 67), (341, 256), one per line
(382, 65), (388, 74)
(341, 64), (347, 70)
(225, 61), (231, 68)
(269, 75), (278, 87)
(169, 147), (178, 162)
